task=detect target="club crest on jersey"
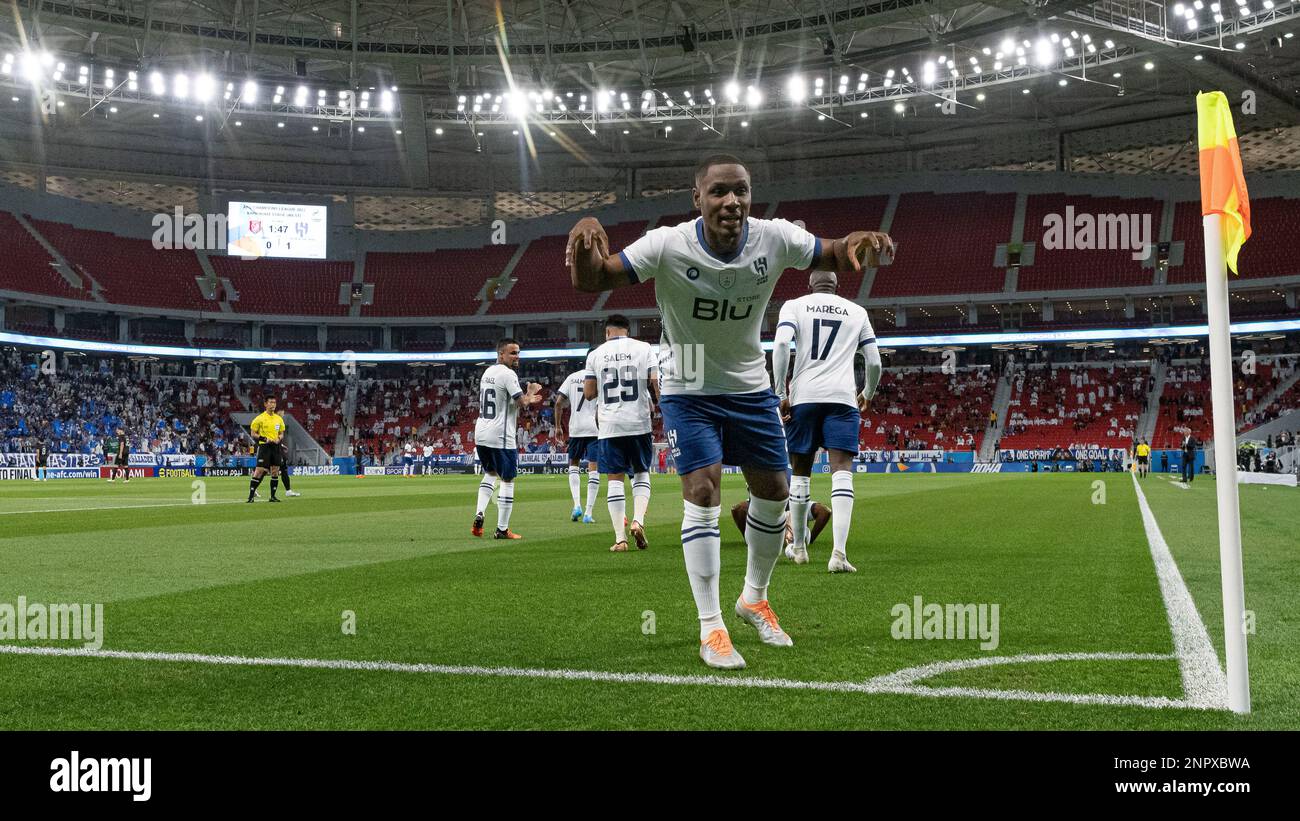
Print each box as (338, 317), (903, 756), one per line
(718, 270), (735, 289)
(685, 266), (700, 280)
(752, 256), (769, 284)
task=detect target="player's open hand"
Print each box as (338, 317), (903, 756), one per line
(566, 217), (609, 271)
(844, 231), (895, 272)
(857, 393), (871, 414)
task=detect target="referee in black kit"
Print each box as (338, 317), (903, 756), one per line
(247, 396), (286, 503)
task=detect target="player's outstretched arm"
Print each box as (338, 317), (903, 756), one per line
(815, 231), (896, 273)
(568, 217), (633, 292)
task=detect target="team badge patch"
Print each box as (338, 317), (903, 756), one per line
(719, 269), (735, 289)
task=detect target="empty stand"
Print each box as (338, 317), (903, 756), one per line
(1018, 194), (1162, 291)
(490, 220), (647, 314)
(870, 192), (1014, 297)
(210, 257), (353, 316)
(32, 218), (209, 310)
(363, 245), (518, 317)
(0, 212), (85, 300)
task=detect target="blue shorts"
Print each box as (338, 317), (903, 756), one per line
(567, 436), (599, 465)
(403, 456), (414, 465)
(597, 434), (653, 475)
(785, 402), (862, 455)
(660, 390), (789, 475)
(476, 445), (518, 482)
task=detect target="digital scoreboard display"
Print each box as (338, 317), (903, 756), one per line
(226, 201), (328, 259)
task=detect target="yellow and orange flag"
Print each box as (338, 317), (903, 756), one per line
(1196, 91), (1251, 274)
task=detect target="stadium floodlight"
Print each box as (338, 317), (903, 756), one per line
(1145, 60), (1156, 69)
(127, 71), (138, 91)
(1235, 41), (1246, 48)
(242, 80), (258, 103)
(380, 90), (394, 112)
(893, 102), (905, 113)
(1050, 32), (1060, 43)
(506, 89), (527, 118)
(1215, 12), (1225, 21)
(1175, 1), (1186, 13)
(195, 73), (215, 102)
(148, 71), (164, 95)
(434, 127), (444, 135)
(724, 80), (740, 102)
(1104, 39), (1115, 49)
(104, 68), (115, 83)
(922, 60), (936, 85)
(317, 88), (326, 99)
(976, 92), (986, 101)
(786, 74), (806, 101)
(18, 52), (41, 80)
(1035, 37), (1055, 67)
(595, 88), (609, 112)
(1188, 17), (1199, 29)
(1065, 46), (1075, 57)
(745, 85), (762, 106)
(173, 73), (190, 99)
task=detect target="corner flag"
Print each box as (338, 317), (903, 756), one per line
(1197, 91), (1252, 273)
(1196, 90), (1251, 714)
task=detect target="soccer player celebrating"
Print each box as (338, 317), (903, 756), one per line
(583, 315), (658, 552)
(247, 397), (286, 503)
(772, 270), (882, 572)
(472, 339), (543, 539)
(403, 440), (417, 476)
(555, 358), (601, 523)
(568, 153), (893, 669)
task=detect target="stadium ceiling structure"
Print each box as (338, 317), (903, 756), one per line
(0, 1), (1298, 183)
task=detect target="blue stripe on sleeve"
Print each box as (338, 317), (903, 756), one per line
(859, 337), (876, 347)
(618, 251), (640, 284)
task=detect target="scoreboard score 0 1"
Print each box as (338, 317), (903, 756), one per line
(226, 201), (328, 259)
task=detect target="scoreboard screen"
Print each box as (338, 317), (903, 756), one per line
(226, 201), (328, 259)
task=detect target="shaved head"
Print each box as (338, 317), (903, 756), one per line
(809, 270), (838, 293)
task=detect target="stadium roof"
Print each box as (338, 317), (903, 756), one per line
(1, 1), (1297, 187)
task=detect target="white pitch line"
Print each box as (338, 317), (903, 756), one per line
(0, 500), (246, 517)
(0, 644), (1209, 711)
(1130, 473), (1230, 709)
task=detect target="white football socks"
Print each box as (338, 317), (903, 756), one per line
(475, 476), (498, 516)
(789, 474), (812, 551)
(567, 466), (581, 507)
(742, 496), (788, 604)
(496, 481), (514, 531)
(585, 470), (600, 516)
(682, 501), (724, 641)
(631, 471), (651, 525)
(831, 470), (854, 558)
(607, 478), (626, 543)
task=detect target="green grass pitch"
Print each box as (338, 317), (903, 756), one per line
(0, 470), (1296, 729)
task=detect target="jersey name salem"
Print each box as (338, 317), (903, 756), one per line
(584, 337), (657, 438)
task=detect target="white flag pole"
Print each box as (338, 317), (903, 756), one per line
(1201, 211), (1251, 714)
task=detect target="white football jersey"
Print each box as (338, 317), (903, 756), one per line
(422, 445), (433, 457)
(777, 292), (876, 408)
(474, 363), (524, 449)
(584, 336), (657, 438)
(404, 443), (415, 456)
(558, 369), (599, 438)
(619, 216), (819, 395)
